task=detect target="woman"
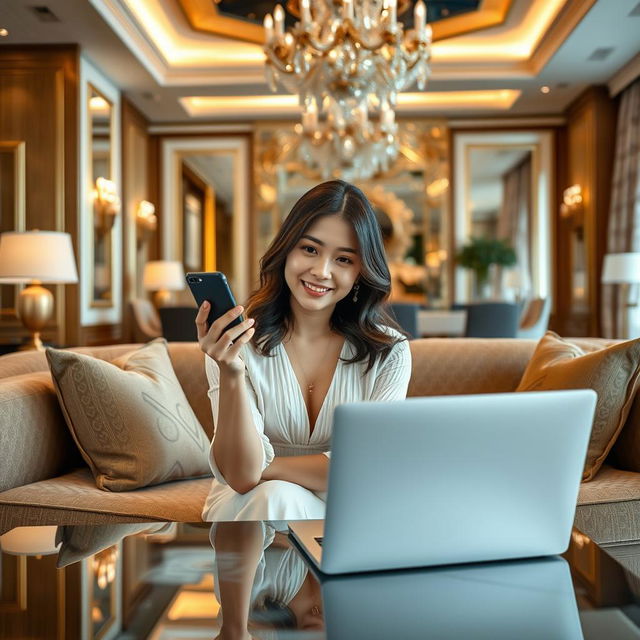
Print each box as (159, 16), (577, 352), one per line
(198, 180), (411, 521)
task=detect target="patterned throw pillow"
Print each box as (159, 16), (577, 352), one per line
(516, 331), (640, 481)
(46, 339), (210, 491)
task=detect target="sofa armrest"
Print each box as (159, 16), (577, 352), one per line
(0, 371), (83, 492)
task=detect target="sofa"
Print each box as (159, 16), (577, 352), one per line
(1, 338), (639, 546)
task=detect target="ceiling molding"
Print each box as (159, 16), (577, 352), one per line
(528, 0), (597, 75)
(448, 116), (566, 128)
(608, 51), (640, 96)
(89, 0), (169, 84)
(179, 90), (521, 118)
(148, 123), (254, 133)
(178, 0), (515, 45)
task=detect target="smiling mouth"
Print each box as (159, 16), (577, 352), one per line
(302, 280), (333, 294)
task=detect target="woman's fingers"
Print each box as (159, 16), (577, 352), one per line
(195, 301), (211, 340)
(209, 305), (244, 339)
(226, 327), (255, 360)
(223, 317), (255, 343)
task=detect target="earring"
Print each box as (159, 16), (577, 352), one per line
(352, 282), (360, 303)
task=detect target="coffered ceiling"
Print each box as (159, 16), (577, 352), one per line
(1, 0), (639, 122)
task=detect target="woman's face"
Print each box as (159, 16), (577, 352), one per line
(284, 214), (362, 315)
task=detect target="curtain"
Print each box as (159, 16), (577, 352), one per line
(497, 155), (532, 295)
(602, 78), (640, 338)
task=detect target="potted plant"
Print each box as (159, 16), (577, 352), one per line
(456, 237), (517, 299)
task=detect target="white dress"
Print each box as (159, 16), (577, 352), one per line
(201, 328), (412, 521)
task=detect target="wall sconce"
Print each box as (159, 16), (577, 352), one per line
(136, 200), (157, 248)
(560, 184), (583, 218)
(94, 177), (121, 233)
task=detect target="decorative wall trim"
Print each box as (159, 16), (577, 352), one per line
(79, 56), (122, 327)
(453, 130), (554, 302)
(161, 136), (250, 301)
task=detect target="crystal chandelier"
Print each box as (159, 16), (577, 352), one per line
(264, 0), (432, 180)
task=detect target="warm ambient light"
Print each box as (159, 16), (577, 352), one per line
(560, 184), (582, 217)
(94, 177), (121, 232)
(0, 28), (8, 37)
(122, 0), (565, 68)
(180, 90), (520, 117)
(89, 95), (110, 114)
(540, 85), (550, 93)
(143, 260), (185, 307)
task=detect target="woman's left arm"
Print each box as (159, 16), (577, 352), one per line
(260, 454), (329, 492)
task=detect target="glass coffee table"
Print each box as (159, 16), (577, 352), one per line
(0, 520), (638, 639)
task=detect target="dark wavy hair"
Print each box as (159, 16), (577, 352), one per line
(245, 180), (404, 371)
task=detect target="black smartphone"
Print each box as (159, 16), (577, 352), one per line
(186, 272), (243, 332)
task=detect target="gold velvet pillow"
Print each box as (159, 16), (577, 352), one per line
(516, 331), (640, 481)
(46, 339), (210, 491)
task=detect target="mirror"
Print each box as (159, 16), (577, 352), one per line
(254, 120), (451, 305)
(162, 137), (251, 303)
(453, 131), (554, 303)
(89, 86), (114, 307)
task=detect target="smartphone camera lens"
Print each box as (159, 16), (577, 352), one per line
(188, 277), (196, 283)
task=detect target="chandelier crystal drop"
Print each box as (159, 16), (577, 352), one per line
(264, 0), (432, 180)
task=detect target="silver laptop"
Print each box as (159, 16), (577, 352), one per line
(289, 390), (597, 575)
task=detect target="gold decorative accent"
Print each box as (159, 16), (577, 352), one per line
(16, 282), (54, 351)
(93, 177), (121, 233)
(178, 0), (513, 45)
(136, 199), (157, 248)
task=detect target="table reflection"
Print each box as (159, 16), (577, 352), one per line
(3, 522), (640, 638)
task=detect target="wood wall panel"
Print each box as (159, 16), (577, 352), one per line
(0, 46), (79, 346)
(555, 87), (617, 336)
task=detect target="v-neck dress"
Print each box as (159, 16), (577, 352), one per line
(201, 328), (411, 521)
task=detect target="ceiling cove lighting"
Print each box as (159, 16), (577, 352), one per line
(263, 0), (432, 179)
(179, 90), (520, 118)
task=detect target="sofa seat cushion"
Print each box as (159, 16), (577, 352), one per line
(0, 468), (210, 523)
(575, 465), (640, 545)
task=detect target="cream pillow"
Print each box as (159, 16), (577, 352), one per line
(516, 331), (640, 481)
(46, 339), (210, 491)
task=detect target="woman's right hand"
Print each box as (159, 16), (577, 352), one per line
(196, 302), (255, 376)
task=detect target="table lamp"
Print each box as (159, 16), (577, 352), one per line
(602, 252), (640, 339)
(0, 525), (61, 557)
(143, 260), (186, 307)
(0, 230), (78, 350)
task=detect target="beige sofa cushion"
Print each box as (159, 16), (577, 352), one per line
(408, 338), (537, 397)
(516, 332), (640, 481)
(0, 468), (209, 524)
(0, 371), (82, 492)
(46, 339), (211, 491)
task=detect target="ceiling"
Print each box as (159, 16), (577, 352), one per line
(1, 0), (639, 123)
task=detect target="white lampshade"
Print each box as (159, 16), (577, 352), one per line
(0, 231), (78, 284)
(602, 253), (640, 284)
(143, 260), (186, 291)
(0, 525), (61, 556)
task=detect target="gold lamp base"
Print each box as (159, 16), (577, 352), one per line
(16, 283), (54, 351)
